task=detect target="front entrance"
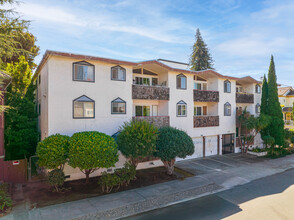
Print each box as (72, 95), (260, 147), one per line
(222, 134), (234, 154)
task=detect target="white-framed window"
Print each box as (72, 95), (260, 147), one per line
(134, 76), (158, 86)
(194, 106), (208, 116)
(73, 95), (94, 118)
(73, 61), (94, 82)
(236, 86), (243, 93)
(256, 103), (261, 113)
(224, 102), (231, 116)
(176, 74), (187, 89)
(224, 80), (231, 93)
(177, 100), (187, 117)
(111, 66), (126, 81)
(111, 98), (126, 114)
(255, 84), (261, 94)
(194, 82), (208, 90)
(135, 105), (151, 116)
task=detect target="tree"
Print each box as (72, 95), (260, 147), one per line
(237, 109), (271, 153)
(189, 28), (214, 71)
(117, 120), (158, 167)
(68, 131), (119, 183)
(4, 56), (39, 160)
(37, 134), (70, 170)
(155, 127), (194, 175)
(267, 55), (284, 146)
(260, 75), (269, 140)
(0, 0), (39, 69)
(292, 102), (294, 121)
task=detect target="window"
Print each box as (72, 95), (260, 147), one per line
(256, 104), (261, 113)
(177, 100), (187, 117)
(176, 74), (187, 89)
(111, 98), (126, 114)
(135, 77), (150, 86)
(152, 78), (158, 86)
(111, 66), (126, 81)
(135, 106), (150, 116)
(194, 106), (208, 116)
(73, 61), (94, 82)
(255, 85), (261, 94)
(236, 86), (243, 93)
(224, 80), (231, 93)
(73, 95), (94, 118)
(224, 102), (231, 116)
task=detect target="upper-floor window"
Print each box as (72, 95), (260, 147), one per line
(176, 74), (187, 90)
(73, 61), (94, 82)
(134, 76), (158, 86)
(177, 100), (187, 117)
(236, 86), (243, 93)
(255, 84), (261, 94)
(224, 102), (231, 116)
(111, 66), (126, 81)
(194, 76), (207, 90)
(73, 95), (94, 118)
(256, 103), (261, 113)
(194, 106), (207, 116)
(111, 98), (126, 114)
(224, 80), (231, 93)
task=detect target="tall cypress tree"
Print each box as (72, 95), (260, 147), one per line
(267, 55), (284, 146)
(189, 28), (214, 71)
(260, 74), (269, 139)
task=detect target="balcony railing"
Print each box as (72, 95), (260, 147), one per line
(132, 116), (170, 128)
(193, 116), (219, 128)
(132, 84), (169, 100)
(236, 93), (254, 104)
(193, 90), (219, 102)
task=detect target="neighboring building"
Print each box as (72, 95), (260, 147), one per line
(278, 86), (294, 123)
(34, 50), (263, 180)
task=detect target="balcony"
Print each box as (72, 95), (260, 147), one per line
(132, 84), (169, 100)
(193, 90), (219, 102)
(236, 93), (254, 104)
(132, 116), (170, 128)
(194, 116), (219, 128)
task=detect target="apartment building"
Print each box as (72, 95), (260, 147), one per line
(278, 86), (294, 123)
(34, 50), (262, 180)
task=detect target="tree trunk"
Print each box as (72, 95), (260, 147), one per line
(85, 169), (92, 184)
(162, 159), (175, 175)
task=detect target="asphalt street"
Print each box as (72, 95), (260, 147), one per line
(125, 168), (294, 220)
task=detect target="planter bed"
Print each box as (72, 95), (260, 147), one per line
(248, 151), (268, 157)
(21, 166), (193, 209)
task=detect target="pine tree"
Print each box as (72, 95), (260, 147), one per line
(260, 74), (270, 140)
(189, 28), (214, 71)
(267, 55), (284, 146)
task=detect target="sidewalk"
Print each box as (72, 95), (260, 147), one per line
(3, 153), (294, 220)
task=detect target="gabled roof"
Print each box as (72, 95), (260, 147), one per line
(286, 90), (294, 96)
(236, 76), (262, 84)
(34, 50), (261, 83)
(278, 86), (293, 96)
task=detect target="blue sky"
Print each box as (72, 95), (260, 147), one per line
(7, 0), (294, 85)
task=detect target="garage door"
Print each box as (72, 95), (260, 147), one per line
(205, 136), (218, 157)
(176, 137), (203, 161)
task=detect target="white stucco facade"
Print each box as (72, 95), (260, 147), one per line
(35, 50), (263, 180)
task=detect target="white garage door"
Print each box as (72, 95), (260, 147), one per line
(205, 136), (218, 157)
(176, 137), (203, 161)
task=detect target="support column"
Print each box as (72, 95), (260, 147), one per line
(203, 136), (205, 158)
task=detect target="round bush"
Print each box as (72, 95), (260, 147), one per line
(68, 131), (119, 183)
(117, 120), (158, 166)
(155, 127), (194, 174)
(37, 134), (70, 169)
(48, 169), (65, 192)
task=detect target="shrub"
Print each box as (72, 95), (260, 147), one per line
(114, 162), (136, 186)
(0, 183), (12, 214)
(291, 136), (294, 144)
(284, 129), (293, 141)
(263, 135), (275, 147)
(37, 134), (70, 170)
(48, 169), (65, 192)
(99, 172), (121, 193)
(155, 127), (194, 175)
(266, 147), (288, 159)
(69, 131), (119, 183)
(117, 120), (158, 167)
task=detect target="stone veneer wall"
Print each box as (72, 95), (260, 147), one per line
(132, 116), (170, 128)
(193, 90), (219, 102)
(236, 93), (254, 103)
(132, 85), (169, 100)
(194, 116), (219, 128)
